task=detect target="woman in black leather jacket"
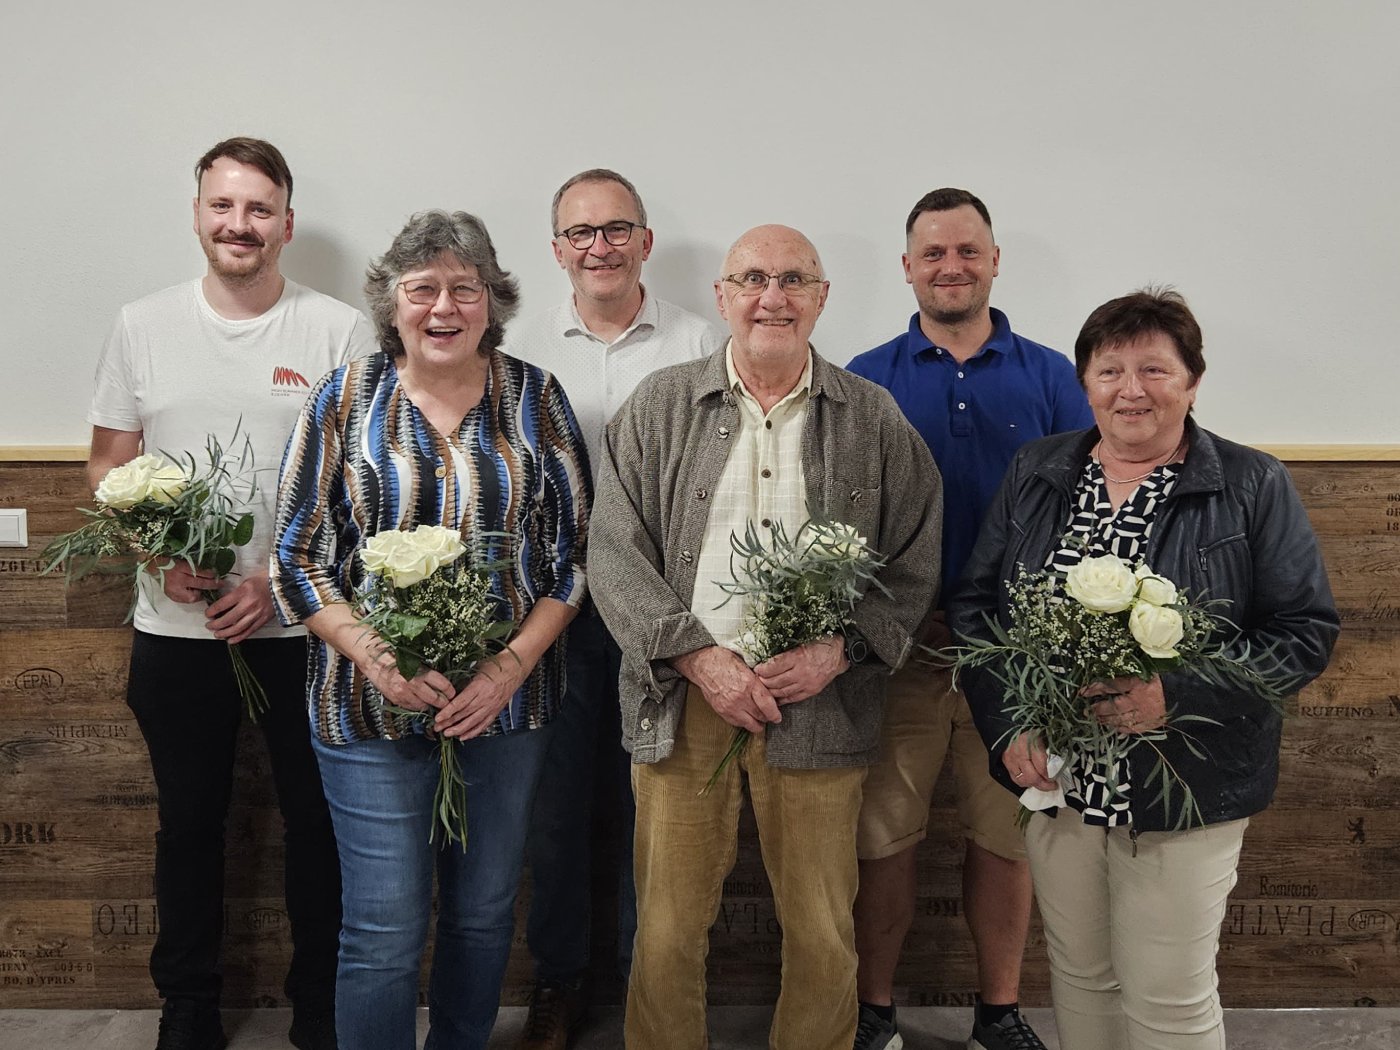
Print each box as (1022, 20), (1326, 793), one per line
(947, 288), (1338, 1050)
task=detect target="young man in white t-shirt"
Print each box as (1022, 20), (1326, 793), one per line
(86, 137), (377, 1050)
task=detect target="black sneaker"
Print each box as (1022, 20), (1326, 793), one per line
(154, 999), (227, 1050)
(968, 1007), (1048, 1050)
(289, 1007), (338, 1050)
(853, 1004), (903, 1050)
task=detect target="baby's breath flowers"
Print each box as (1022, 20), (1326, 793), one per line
(700, 518), (888, 796)
(41, 432), (268, 719)
(948, 552), (1293, 828)
(356, 526), (515, 847)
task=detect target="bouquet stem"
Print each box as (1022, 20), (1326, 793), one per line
(699, 728), (751, 797)
(227, 641), (269, 721)
(382, 701), (471, 847)
(200, 590), (268, 722)
(434, 735), (470, 848)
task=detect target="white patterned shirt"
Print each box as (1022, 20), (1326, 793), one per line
(690, 343), (812, 660)
(1048, 458), (1182, 826)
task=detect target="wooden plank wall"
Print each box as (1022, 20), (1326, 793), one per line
(1, 460), (1396, 1009)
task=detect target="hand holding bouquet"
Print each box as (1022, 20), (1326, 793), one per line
(356, 525), (515, 846)
(949, 552), (1293, 828)
(42, 433), (268, 719)
(700, 518), (888, 795)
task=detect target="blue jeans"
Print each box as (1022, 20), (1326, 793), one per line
(313, 725), (551, 1050)
(524, 610), (637, 982)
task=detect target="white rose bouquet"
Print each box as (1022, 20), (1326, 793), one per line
(949, 552), (1292, 827)
(700, 518), (889, 796)
(42, 433), (268, 718)
(356, 525), (516, 846)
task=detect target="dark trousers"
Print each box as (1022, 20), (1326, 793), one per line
(523, 610), (637, 982)
(126, 630), (341, 1010)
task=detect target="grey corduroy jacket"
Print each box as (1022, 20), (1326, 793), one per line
(590, 347), (943, 768)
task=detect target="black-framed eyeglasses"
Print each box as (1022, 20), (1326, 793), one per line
(555, 220), (645, 250)
(398, 279), (487, 305)
(721, 271), (825, 296)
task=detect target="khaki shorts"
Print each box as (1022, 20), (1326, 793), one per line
(856, 663), (1025, 861)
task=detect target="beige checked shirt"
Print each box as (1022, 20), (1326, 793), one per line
(690, 341), (813, 660)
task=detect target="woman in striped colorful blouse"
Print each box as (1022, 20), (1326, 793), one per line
(271, 210), (590, 1050)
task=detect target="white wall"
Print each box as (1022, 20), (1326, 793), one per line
(3, 1), (1396, 446)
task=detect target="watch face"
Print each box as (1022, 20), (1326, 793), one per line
(845, 631), (868, 664)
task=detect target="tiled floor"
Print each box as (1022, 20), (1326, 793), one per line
(2, 1006), (1398, 1049)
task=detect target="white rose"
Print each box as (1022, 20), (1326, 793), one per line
(1134, 564), (1178, 607)
(364, 532), (436, 587)
(407, 525), (466, 565)
(1064, 554), (1137, 613)
(146, 464), (189, 505)
(381, 544), (439, 588)
(361, 530), (407, 574)
(361, 526), (465, 587)
(837, 534), (870, 560)
(95, 455), (160, 509)
(1129, 601), (1185, 659)
(813, 521), (869, 559)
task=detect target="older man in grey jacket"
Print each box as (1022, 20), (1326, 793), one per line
(590, 224), (942, 1050)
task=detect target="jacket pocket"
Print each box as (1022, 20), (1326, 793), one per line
(812, 664), (887, 754)
(1198, 533), (1251, 616)
(832, 481), (882, 539)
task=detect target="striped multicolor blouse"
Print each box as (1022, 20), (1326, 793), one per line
(271, 351), (590, 744)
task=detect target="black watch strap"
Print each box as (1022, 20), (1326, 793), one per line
(842, 626), (870, 665)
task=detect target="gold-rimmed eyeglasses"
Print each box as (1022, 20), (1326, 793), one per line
(398, 279), (487, 305)
(721, 271), (825, 297)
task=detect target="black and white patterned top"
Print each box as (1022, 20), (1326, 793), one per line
(1046, 457), (1182, 826)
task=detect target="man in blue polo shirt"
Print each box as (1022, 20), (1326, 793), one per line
(846, 188), (1092, 1050)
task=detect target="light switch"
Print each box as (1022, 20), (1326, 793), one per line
(0, 508), (28, 547)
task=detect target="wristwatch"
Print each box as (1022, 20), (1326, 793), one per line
(842, 626), (870, 665)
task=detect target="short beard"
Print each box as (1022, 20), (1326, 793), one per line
(929, 304), (978, 327)
(203, 240), (274, 285)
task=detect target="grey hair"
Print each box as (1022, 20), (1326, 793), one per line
(364, 210), (521, 358)
(550, 168), (648, 234)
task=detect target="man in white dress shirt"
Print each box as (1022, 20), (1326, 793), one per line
(508, 169), (722, 1050)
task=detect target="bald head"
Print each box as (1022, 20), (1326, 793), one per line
(722, 224), (824, 280)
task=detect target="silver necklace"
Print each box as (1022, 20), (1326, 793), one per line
(1096, 437), (1186, 485)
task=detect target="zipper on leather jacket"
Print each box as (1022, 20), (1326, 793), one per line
(1129, 826), (1139, 857)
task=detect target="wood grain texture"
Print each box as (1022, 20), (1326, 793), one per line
(2, 460), (1397, 1009)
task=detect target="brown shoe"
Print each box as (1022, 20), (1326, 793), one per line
(516, 978), (587, 1050)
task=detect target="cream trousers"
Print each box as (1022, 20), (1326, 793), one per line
(1026, 812), (1247, 1050)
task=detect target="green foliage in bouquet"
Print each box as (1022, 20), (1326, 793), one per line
(41, 431), (267, 718)
(948, 552), (1297, 828)
(700, 518), (889, 796)
(357, 527), (516, 847)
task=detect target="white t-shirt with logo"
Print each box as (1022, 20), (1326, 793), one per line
(88, 278), (378, 639)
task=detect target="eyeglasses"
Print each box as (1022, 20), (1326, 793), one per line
(555, 221), (645, 250)
(398, 279), (486, 305)
(721, 271), (825, 297)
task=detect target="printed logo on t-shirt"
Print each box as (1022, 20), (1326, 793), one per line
(270, 366), (311, 396)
